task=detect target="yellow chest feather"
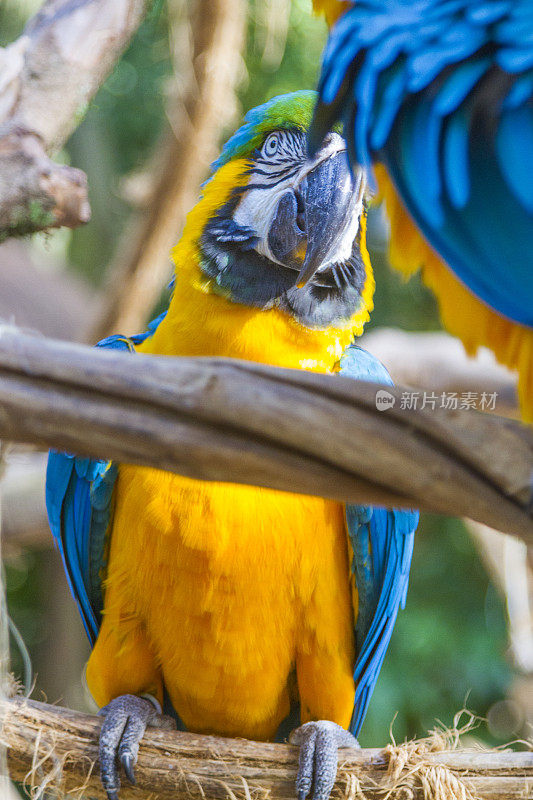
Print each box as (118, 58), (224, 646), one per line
(105, 466), (355, 738)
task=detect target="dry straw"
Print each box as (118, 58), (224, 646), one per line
(339, 712), (481, 800)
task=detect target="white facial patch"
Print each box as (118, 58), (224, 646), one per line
(234, 185), (283, 257)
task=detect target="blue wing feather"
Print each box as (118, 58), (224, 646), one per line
(45, 314), (166, 644)
(496, 104), (533, 213)
(46, 450), (104, 642)
(312, 0), (533, 327)
(339, 344), (418, 736)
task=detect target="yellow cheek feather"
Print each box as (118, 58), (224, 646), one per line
(86, 156), (373, 739)
(375, 163), (533, 423)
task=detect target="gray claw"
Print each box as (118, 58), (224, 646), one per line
(98, 694), (162, 800)
(120, 752), (136, 785)
(290, 721), (359, 800)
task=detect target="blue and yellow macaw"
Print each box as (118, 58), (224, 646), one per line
(46, 91), (418, 800)
(311, 0), (533, 421)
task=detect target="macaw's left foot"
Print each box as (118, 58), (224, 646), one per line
(98, 694), (176, 800)
(289, 721), (359, 800)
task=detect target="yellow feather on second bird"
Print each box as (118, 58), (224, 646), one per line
(86, 159), (374, 739)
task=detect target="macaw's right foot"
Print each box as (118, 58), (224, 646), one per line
(98, 694), (176, 800)
(289, 721), (359, 800)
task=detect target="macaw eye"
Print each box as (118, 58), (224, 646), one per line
(262, 133), (280, 157)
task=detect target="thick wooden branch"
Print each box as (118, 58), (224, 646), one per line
(2, 698), (532, 800)
(0, 325), (532, 543)
(0, 0), (149, 240)
(0, 330), (520, 551)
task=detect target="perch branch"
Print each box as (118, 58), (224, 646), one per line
(0, 331), (519, 551)
(0, 0), (149, 240)
(2, 697), (532, 800)
(87, 0), (246, 341)
(0, 325), (532, 542)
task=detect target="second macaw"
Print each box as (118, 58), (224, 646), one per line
(311, 0), (533, 421)
(46, 91), (418, 800)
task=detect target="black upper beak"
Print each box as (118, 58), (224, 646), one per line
(267, 147), (361, 287)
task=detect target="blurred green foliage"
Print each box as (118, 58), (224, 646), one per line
(4, 0), (513, 749)
(5, 553), (43, 683)
(0, 1), (30, 44)
(360, 515), (511, 746)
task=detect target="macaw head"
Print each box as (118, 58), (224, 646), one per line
(184, 90), (371, 328)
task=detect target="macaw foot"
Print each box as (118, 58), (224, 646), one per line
(289, 721), (359, 800)
(98, 694), (176, 800)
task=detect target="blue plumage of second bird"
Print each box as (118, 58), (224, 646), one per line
(312, 0), (533, 326)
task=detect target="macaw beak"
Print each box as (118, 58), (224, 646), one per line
(267, 145), (362, 287)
